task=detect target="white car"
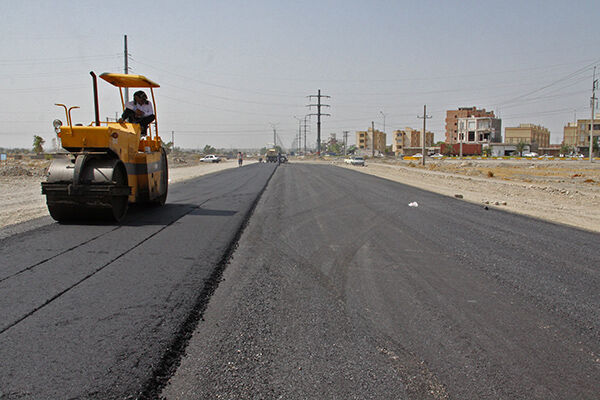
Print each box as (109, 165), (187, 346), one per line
(431, 153), (444, 159)
(523, 152), (538, 157)
(344, 156), (365, 166)
(200, 155), (221, 163)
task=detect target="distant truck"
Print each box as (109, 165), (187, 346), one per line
(265, 148), (278, 163)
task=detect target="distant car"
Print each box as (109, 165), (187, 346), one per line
(431, 153), (444, 159)
(523, 152), (538, 157)
(200, 155), (221, 163)
(412, 153), (423, 158)
(344, 156), (365, 166)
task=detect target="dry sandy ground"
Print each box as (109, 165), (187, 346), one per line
(1, 157), (600, 233)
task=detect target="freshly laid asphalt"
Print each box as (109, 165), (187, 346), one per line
(1, 162), (599, 399)
(162, 163), (600, 400)
(0, 162), (276, 399)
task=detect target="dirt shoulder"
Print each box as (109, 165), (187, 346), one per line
(298, 157), (600, 233)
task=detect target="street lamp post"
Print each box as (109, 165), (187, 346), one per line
(379, 111), (386, 133)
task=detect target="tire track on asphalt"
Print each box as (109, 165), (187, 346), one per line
(0, 203), (207, 335)
(0, 227), (121, 284)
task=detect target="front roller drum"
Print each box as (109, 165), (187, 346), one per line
(42, 155), (130, 222)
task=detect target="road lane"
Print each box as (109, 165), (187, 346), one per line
(0, 163), (276, 399)
(164, 163), (600, 399)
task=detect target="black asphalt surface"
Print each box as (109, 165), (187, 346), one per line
(0, 163), (276, 399)
(162, 163), (600, 400)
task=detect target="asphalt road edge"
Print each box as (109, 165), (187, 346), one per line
(137, 164), (278, 400)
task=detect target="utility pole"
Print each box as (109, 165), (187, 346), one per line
(590, 66), (597, 163)
(124, 35), (129, 103)
(371, 121), (375, 158)
(343, 130), (349, 155)
(417, 105), (432, 166)
(270, 123), (278, 147)
(303, 115), (310, 154)
(307, 90), (330, 156)
(294, 116), (302, 154)
(172, 130), (174, 148)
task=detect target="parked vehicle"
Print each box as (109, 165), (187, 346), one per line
(200, 155), (221, 163)
(344, 156), (365, 166)
(523, 152), (538, 157)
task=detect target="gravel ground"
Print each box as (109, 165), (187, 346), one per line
(1, 156), (599, 233)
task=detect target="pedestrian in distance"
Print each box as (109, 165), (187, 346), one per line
(238, 152), (243, 167)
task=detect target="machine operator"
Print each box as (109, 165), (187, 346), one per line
(118, 90), (155, 136)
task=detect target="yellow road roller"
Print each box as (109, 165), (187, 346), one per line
(42, 72), (168, 222)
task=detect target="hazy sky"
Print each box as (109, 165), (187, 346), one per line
(1, 0), (599, 151)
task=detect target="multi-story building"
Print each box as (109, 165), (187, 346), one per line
(392, 128), (434, 156)
(446, 107), (496, 143)
(505, 123), (550, 148)
(563, 122), (579, 146)
(456, 116), (502, 144)
(392, 130), (407, 156)
(356, 127), (386, 154)
(575, 116), (600, 147)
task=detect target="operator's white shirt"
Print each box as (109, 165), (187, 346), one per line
(125, 100), (154, 117)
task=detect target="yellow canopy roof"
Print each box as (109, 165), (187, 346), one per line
(99, 73), (160, 88)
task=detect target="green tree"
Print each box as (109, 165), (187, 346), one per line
(32, 135), (45, 153)
(482, 146), (492, 157)
(327, 142), (342, 154)
(516, 141), (526, 156)
(560, 143), (571, 155)
(202, 144), (217, 154)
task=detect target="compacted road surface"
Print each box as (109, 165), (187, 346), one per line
(0, 163), (276, 399)
(163, 163), (600, 400)
(1, 162), (599, 399)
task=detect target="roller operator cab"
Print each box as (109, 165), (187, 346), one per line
(41, 72), (168, 222)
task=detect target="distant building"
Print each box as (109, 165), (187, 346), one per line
(563, 122), (580, 146)
(456, 116), (502, 144)
(392, 128), (434, 156)
(356, 127), (386, 154)
(505, 123), (550, 149)
(564, 116), (600, 148)
(445, 107), (496, 143)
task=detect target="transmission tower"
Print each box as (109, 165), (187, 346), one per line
(307, 90), (330, 155)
